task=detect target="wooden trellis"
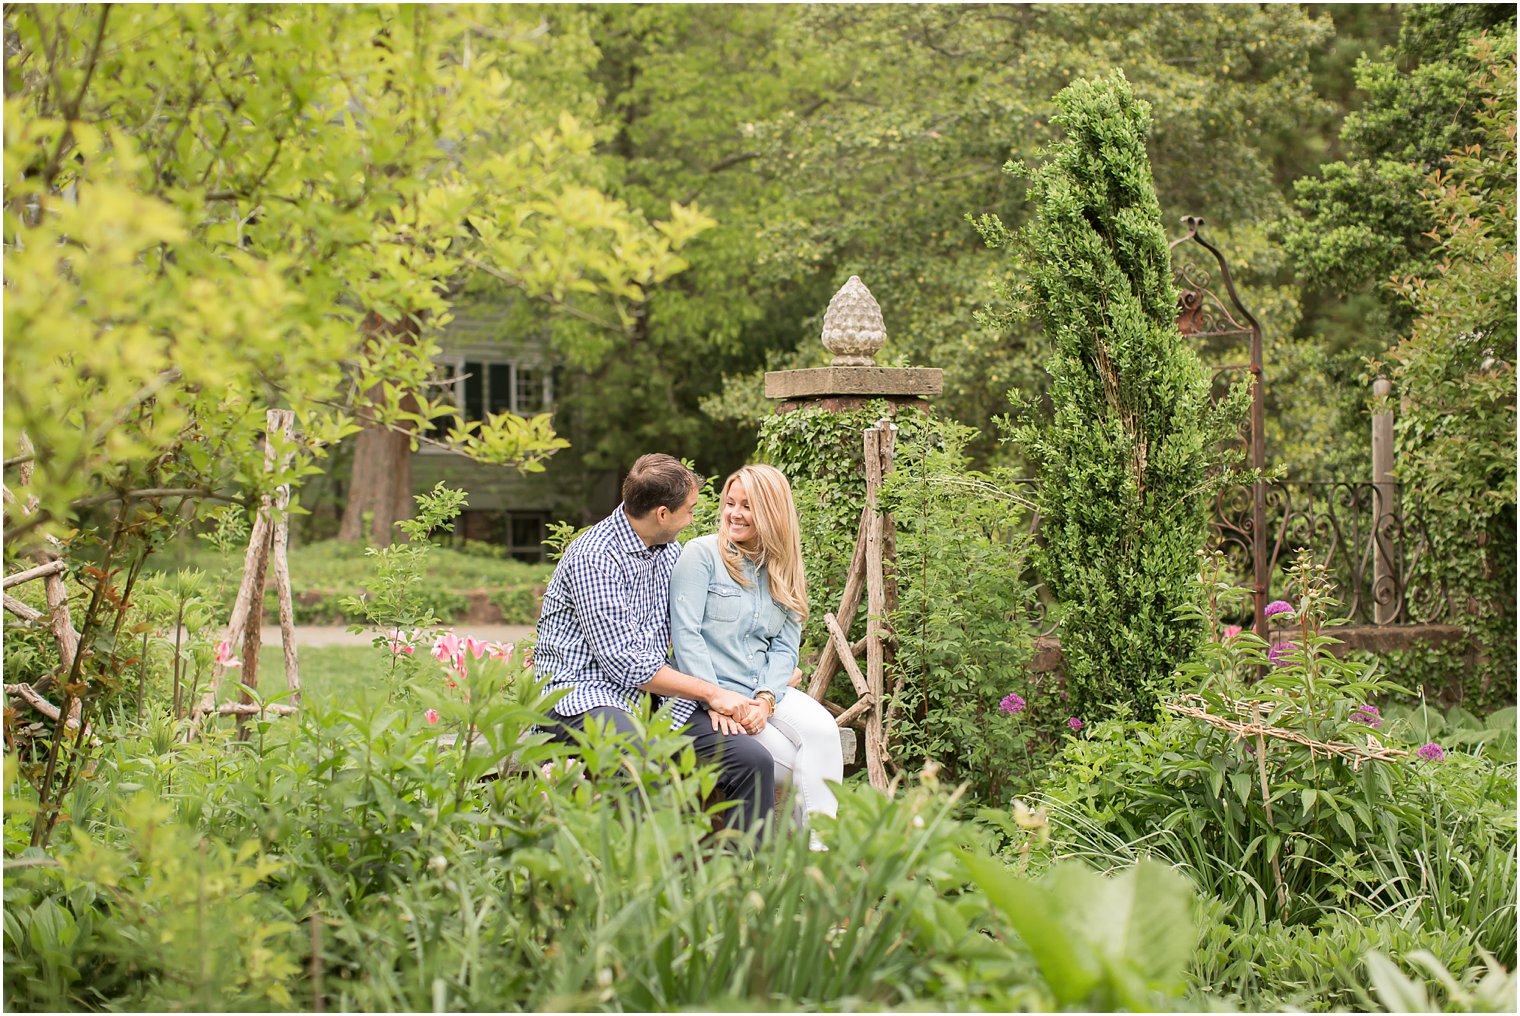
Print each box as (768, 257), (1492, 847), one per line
(807, 420), (897, 790)
(1166, 691), (1410, 915)
(1165, 693), (1409, 769)
(186, 409), (302, 739)
(4, 416), (303, 737)
(3, 437), (85, 731)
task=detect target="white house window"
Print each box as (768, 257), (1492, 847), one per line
(428, 357), (554, 438)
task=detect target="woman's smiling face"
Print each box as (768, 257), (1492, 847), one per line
(723, 477), (756, 545)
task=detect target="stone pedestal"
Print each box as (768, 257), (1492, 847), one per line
(765, 366), (942, 401)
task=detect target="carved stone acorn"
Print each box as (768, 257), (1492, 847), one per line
(820, 275), (887, 366)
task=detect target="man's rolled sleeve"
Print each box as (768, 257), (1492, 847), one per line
(565, 557), (667, 689)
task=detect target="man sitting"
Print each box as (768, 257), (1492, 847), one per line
(534, 453), (775, 836)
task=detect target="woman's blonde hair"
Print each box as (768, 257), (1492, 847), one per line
(716, 464), (808, 620)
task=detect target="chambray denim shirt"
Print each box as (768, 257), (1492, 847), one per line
(535, 505), (697, 725)
(669, 534), (801, 702)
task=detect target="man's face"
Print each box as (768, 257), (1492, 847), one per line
(655, 486), (700, 544)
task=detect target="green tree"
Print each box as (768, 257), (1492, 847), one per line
(3, 5), (706, 549)
(686, 4), (1345, 471)
(1284, 4), (1516, 327)
(1376, 28), (1516, 704)
(976, 71), (1232, 720)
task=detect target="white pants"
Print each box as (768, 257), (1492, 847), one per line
(753, 690), (842, 827)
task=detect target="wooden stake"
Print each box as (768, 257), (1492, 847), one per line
(3, 560), (66, 588)
(237, 520), (273, 737)
(823, 613), (871, 700)
(268, 410), (301, 702)
(11, 438), (81, 723)
(863, 426), (889, 790)
(833, 693), (876, 729)
(186, 508), (270, 737)
(806, 505), (871, 701)
(877, 423), (902, 774)
(188, 409), (298, 739)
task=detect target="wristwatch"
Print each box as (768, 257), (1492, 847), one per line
(754, 689), (777, 714)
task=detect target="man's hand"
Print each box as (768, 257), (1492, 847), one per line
(708, 687), (765, 735)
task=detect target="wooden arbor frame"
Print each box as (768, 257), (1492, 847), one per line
(185, 409), (303, 739)
(2, 413), (304, 738)
(806, 420), (898, 790)
(2, 440), (85, 731)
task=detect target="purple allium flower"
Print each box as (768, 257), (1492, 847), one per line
(1267, 641), (1299, 666)
(1417, 742), (1446, 762)
(1067, 717), (1084, 731)
(1264, 600), (1295, 620)
(999, 693), (1027, 716)
(1352, 704), (1383, 729)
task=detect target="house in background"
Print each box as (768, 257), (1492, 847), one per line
(413, 297), (619, 561)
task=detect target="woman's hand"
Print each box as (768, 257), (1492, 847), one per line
(711, 710), (747, 736)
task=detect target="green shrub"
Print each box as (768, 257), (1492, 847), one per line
(971, 71), (1243, 722)
(1040, 551), (1518, 991)
(1192, 897), (1494, 1012)
(3, 796), (302, 1011)
(23, 691), (1026, 1011)
(487, 584), (541, 625)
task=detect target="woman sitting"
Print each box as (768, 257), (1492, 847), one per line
(669, 464), (841, 848)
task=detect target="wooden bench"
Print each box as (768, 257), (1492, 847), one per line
(434, 726), (857, 776)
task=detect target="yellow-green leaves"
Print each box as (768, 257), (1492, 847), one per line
(5, 4), (706, 549)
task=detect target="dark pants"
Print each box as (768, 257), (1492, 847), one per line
(545, 705), (775, 838)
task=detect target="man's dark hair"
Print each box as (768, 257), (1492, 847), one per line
(622, 454), (700, 518)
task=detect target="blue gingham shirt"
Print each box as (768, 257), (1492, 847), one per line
(535, 505), (698, 725)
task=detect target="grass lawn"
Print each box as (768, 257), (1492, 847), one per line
(249, 644), (389, 711)
(138, 536), (555, 624)
(153, 537), (552, 592)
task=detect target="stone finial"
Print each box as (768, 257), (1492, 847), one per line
(821, 275), (887, 366)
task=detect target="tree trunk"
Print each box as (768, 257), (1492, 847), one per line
(337, 312), (420, 545)
(338, 426), (413, 544)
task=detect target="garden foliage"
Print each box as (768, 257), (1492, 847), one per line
(4, 4), (707, 548)
(3, 667), (1206, 1012)
(1041, 552), (1518, 1011)
(973, 71), (1239, 721)
(757, 403), (1037, 804)
(1377, 26), (1517, 709)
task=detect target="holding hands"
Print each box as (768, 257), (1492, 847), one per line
(707, 686), (771, 736)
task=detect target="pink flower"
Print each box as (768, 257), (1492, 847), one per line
(215, 640), (241, 669)
(424, 709), (440, 726)
(463, 636), (489, 660)
(1067, 717), (1084, 731)
(432, 632), (465, 673)
(1222, 625), (1243, 641)
(999, 693), (1027, 716)
(1264, 600), (1295, 620)
(486, 642), (515, 663)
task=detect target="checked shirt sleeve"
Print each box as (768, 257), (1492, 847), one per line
(563, 554), (667, 689)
